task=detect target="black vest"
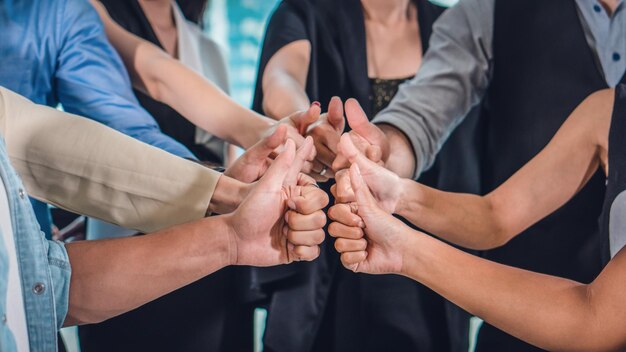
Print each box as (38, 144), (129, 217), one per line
(600, 85), (626, 263)
(483, 0), (625, 282)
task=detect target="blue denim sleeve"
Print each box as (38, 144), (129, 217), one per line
(44, 239), (71, 330)
(53, 0), (195, 159)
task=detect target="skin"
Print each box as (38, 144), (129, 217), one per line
(64, 138), (329, 326)
(328, 89), (626, 351)
(327, 1), (622, 179)
(90, 0), (319, 155)
(259, 0), (422, 180)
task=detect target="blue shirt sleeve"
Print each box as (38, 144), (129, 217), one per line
(44, 239), (72, 330)
(53, 0), (195, 159)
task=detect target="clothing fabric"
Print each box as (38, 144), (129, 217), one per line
(97, 0), (229, 164)
(0, 86), (219, 234)
(0, 84), (223, 352)
(369, 76), (415, 116)
(374, 0), (626, 177)
(78, 2), (250, 352)
(0, 0), (195, 236)
(600, 84), (626, 259)
(0, 174), (29, 352)
(0, 95), (71, 352)
(252, 1), (476, 352)
(374, 0), (625, 350)
(476, 2), (624, 350)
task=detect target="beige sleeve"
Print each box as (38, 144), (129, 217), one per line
(0, 87), (219, 233)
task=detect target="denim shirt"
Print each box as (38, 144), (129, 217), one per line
(0, 139), (71, 352)
(0, 0), (195, 235)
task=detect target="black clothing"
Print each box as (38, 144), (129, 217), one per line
(252, 1), (476, 351)
(475, 1), (626, 350)
(369, 76), (414, 116)
(78, 2), (250, 352)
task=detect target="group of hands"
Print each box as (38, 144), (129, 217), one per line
(222, 97), (414, 277)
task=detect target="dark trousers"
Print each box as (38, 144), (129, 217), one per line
(79, 267), (253, 352)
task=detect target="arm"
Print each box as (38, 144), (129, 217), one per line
(395, 89), (613, 249)
(333, 90), (613, 250)
(369, 0), (494, 178)
(55, 0), (194, 158)
(0, 87), (244, 233)
(332, 164), (626, 352)
(90, 0), (272, 149)
(262, 40), (312, 120)
(65, 139), (329, 325)
(403, 228), (626, 352)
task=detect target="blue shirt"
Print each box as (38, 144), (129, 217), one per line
(0, 0), (195, 234)
(0, 138), (71, 352)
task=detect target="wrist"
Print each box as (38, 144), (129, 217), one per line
(394, 178), (415, 215)
(209, 175), (251, 214)
(399, 231), (435, 280)
(221, 214), (240, 266)
(244, 116), (274, 149)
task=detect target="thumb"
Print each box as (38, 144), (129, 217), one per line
(345, 98), (375, 139)
(327, 96), (345, 133)
(248, 124), (288, 159)
(291, 103), (321, 135)
(285, 136), (315, 185)
(349, 164), (378, 211)
(338, 133), (381, 174)
(256, 139), (297, 192)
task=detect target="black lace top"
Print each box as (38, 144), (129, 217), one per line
(369, 76), (415, 116)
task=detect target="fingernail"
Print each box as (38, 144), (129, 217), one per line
(287, 200), (296, 210)
(358, 221), (365, 228)
(284, 212), (290, 222)
(312, 101), (321, 108)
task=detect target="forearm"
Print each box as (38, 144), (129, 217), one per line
(144, 53), (272, 148)
(262, 74), (310, 120)
(379, 124), (417, 178)
(94, 1), (271, 149)
(396, 179), (506, 249)
(402, 233), (621, 351)
(208, 175), (249, 214)
(0, 88), (216, 233)
(64, 215), (233, 325)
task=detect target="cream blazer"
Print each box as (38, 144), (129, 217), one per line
(0, 87), (220, 233)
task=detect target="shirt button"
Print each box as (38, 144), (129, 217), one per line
(594, 4), (602, 12)
(613, 52), (621, 61)
(18, 188), (25, 199)
(32, 283), (45, 295)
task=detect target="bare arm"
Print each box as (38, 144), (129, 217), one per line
(333, 90), (613, 250)
(396, 90), (613, 249)
(261, 40), (312, 119)
(402, 229), (626, 352)
(332, 163), (626, 352)
(90, 0), (272, 149)
(65, 138), (329, 326)
(64, 215), (231, 325)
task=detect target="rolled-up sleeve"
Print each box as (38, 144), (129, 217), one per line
(373, 0), (494, 178)
(0, 87), (219, 233)
(44, 239), (71, 329)
(53, 0), (195, 160)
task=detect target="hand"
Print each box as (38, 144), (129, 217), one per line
(328, 164), (409, 274)
(330, 133), (403, 214)
(332, 99), (390, 171)
(306, 96), (345, 182)
(265, 103), (321, 174)
(226, 138), (329, 267)
(224, 125), (288, 183)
